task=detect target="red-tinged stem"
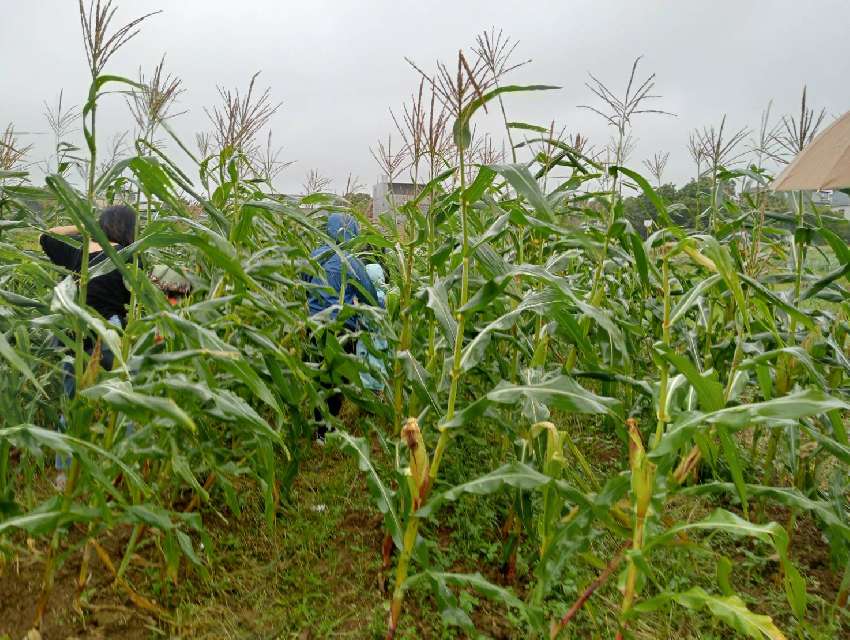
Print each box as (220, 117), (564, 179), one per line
(550, 545), (628, 639)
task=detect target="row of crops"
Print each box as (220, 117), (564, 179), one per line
(1, 3), (850, 639)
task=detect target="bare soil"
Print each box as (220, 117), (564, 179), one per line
(0, 527), (156, 640)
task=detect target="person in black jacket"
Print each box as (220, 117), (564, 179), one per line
(40, 204), (136, 488)
(40, 204), (136, 329)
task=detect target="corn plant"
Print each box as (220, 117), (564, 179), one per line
(2, 5), (850, 639)
(332, 54), (850, 639)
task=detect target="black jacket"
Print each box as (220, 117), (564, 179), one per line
(40, 234), (131, 323)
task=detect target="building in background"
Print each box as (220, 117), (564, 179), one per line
(372, 178), (421, 220)
(814, 190), (850, 217)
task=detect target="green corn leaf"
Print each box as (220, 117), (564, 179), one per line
(82, 74), (144, 153)
(0, 424), (147, 496)
(629, 231), (652, 291)
(738, 346), (827, 390)
(163, 314), (282, 416)
(717, 556), (734, 596)
(398, 350), (440, 414)
(176, 529), (204, 567)
(458, 275), (511, 314)
(653, 343), (724, 411)
(460, 288), (557, 373)
(471, 210), (512, 251)
(651, 389), (849, 462)
(0, 170), (29, 180)
(51, 277), (123, 365)
(125, 504), (175, 530)
(506, 121), (549, 134)
(475, 242), (511, 279)
(206, 388), (285, 447)
(608, 165), (679, 233)
(438, 397), (491, 431)
(0, 288), (48, 309)
(490, 164), (555, 221)
(681, 483), (850, 544)
(82, 379), (196, 432)
(138, 217), (256, 290)
(329, 430), (401, 546)
(799, 422), (850, 466)
(739, 273), (814, 330)
(411, 168), (456, 206)
(418, 462), (590, 519)
(717, 426), (749, 517)
(425, 281), (458, 346)
(463, 166), (497, 204)
(669, 274), (722, 325)
(800, 262), (850, 300)
(405, 570), (526, 610)
(418, 462), (549, 518)
(171, 448), (209, 504)
(0, 331), (46, 397)
(631, 587), (786, 640)
(143, 348), (241, 365)
(0, 499), (102, 536)
(488, 374), (620, 419)
(701, 237), (749, 330)
(453, 84), (559, 150)
(816, 226), (850, 266)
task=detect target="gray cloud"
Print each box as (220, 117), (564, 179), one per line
(3, 0), (850, 193)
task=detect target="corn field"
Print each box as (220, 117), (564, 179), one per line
(1, 3), (850, 639)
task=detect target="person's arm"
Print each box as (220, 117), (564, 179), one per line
(42, 225), (105, 253)
(40, 232), (80, 270)
(350, 257), (382, 307)
(302, 245), (329, 283)
(48, 225), (80, 236)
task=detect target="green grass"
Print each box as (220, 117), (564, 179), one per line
(155, 420), (847, 639)
(169, 445), (390, 638)
(2, 405), (848, 639)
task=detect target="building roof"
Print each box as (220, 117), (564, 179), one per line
(832, 190), (850, 207)
(376, 181), (418, 196)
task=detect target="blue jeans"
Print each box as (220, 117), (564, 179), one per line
(55, 315), (121, 470)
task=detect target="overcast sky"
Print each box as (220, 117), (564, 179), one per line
(3, 0), (850, 194)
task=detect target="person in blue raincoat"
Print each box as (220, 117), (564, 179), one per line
(306, 213), (381, 323)
(305, 213), (382, 439)
(356, 263), (389, 392)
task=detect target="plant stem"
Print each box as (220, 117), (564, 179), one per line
(710, 169), (720, 233)
(654, 256), (671, 446)
(431, 147), (470, 480)
(35, 457), (82, 627)
(386, 514), (421, 639)
(393, 246), (415, 421)
(550, 545), (627, 639)
(116, 523), (143, 581)
(790, 190), (805, 343)
(387, 90), (472, 637)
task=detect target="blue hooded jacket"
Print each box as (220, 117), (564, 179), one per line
(306, 213), (381, 327)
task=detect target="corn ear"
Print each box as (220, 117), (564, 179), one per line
(628, 419), (656, 519)
(402, 417), (430, 508)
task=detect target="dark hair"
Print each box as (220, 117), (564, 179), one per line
(98, 205), (136, 247)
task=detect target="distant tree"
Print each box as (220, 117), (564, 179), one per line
(345, 192), (372, 216)
(676, 176), (715, 220)
(622, 182), (677, 235)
